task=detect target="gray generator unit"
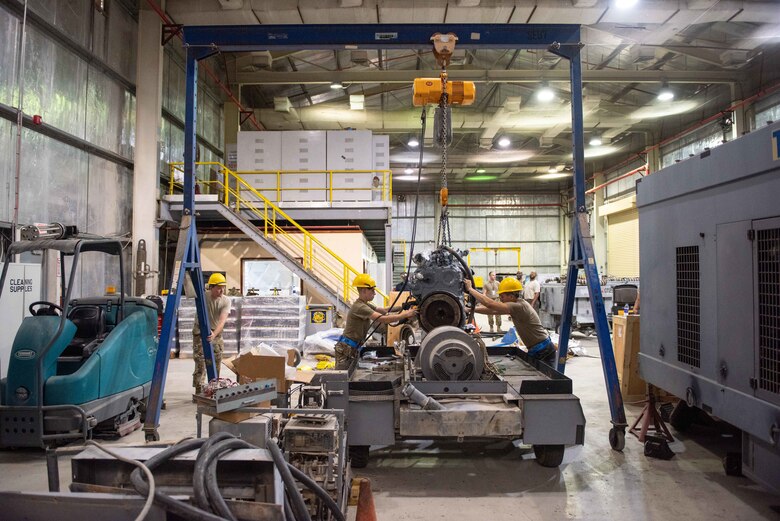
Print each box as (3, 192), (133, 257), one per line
(637, 121), (780, 491)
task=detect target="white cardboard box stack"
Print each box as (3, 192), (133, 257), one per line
(281, 131), (327, 202)
(236, 130), (389, 203)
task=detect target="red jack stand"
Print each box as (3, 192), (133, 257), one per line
(629, 384), (674, 443)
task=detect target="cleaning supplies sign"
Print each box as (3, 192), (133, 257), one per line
(8, 278), (34, 293)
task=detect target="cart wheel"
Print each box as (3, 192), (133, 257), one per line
(609, 427), (625, 451)
(533, 444), (565, 468)
(144, 429), (160, 443)
(349, 445), (370, 469)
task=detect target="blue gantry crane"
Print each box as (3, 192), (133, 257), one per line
(142, 23), (627, 448)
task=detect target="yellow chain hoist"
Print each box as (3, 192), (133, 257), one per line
(411, 33), (475, 246)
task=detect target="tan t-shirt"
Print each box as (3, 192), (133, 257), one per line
(506, 300), (548, 347)
(483, 280), (499, 299)
(193, 293), (232, 336)
(341, 300), (377, 343)
(523, 279), (541, 300)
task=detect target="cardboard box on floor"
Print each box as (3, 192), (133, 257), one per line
(213, 350), (313, 423)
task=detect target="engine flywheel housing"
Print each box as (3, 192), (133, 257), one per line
(418, 326), (484, 381)
(419, 292), (463, 332)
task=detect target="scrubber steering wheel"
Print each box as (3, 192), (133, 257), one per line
(29, 301), (63, 316)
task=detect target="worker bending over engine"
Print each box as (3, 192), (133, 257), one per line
(336, 274), (417, 371)
(464, 277), (557, 366)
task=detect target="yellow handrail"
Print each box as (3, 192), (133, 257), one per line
(167, 162), (389, 305)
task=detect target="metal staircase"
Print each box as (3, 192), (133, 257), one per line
(167, 162), (388, 316)
(217, 205), (351, 314)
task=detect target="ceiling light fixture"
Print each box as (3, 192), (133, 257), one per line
(536, 83), (555, 103)
(614, 0), (639, 8)
(330, 82), (344, 90)
(657, 81), (674, 101)
(589, 135), (603, 147)
(476, 168), (486, 174)
(408, 138), (419, 148)
(404, 167), (415, 174)
(548, 167), (558, 174)
(466, 175), (497, 182)
(497, 137), (511, 148)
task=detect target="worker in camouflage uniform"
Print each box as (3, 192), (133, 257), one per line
(193, 273), (232, 394)
(335, 274), (417, 371)
(465, 277), (557, 367)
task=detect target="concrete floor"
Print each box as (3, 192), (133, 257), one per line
(1, 334), (778, 520)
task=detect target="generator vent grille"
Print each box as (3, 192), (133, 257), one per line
(676, 246), (701, 368)
(758, 228), (780, 394)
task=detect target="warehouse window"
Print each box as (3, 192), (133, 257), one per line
(757, 228), (780, 394)
(676, 246), (701, 368)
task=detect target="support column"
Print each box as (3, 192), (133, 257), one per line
(592, 173), (608, 276)
(132, 6), (165, 295)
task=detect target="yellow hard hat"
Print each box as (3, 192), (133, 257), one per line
(207, 273), (227, 286)
(352, 274), (376, 289)
(498, 277), (523, 294)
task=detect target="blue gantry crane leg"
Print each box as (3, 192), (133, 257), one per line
(551, 44), (628, 450)
(143, 47), (218, 442)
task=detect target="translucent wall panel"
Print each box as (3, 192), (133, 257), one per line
(107, 3), (137, 83)
(660, 123), (723, 169)
(86, 65), (134, 157)
(28, 0), (90, 48)
(23, 26), (88, 138)
(86, 156), (132, 237)
(164, 54), (186, 120)
(755, 92), (780, 129)
(0, 118), (13, 221)
(0, 6), (19, 106)
(18, 129), (88, 228)
(393, 192), (562, 271)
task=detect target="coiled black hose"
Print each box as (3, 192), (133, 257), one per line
(193, 432), (234, 512)
(197, 437), (249, 521)
(130, 432), (341, 521)
(265, 437), (313, 521)
(130, 438), (227, 521)
(288, 463), (346, 521)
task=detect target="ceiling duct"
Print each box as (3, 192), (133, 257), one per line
(274, 97), (292, 113)
(238, 51), (273, 72)
(350, 50), (370, 65)
(217, 0), (243, 9)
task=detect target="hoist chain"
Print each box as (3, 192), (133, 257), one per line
(437, 70), (452, 248)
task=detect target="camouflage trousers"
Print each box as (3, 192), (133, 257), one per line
(193, 333), (224, 392)
(487, 298), (502, 328)
(334, 342), (358, 372)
